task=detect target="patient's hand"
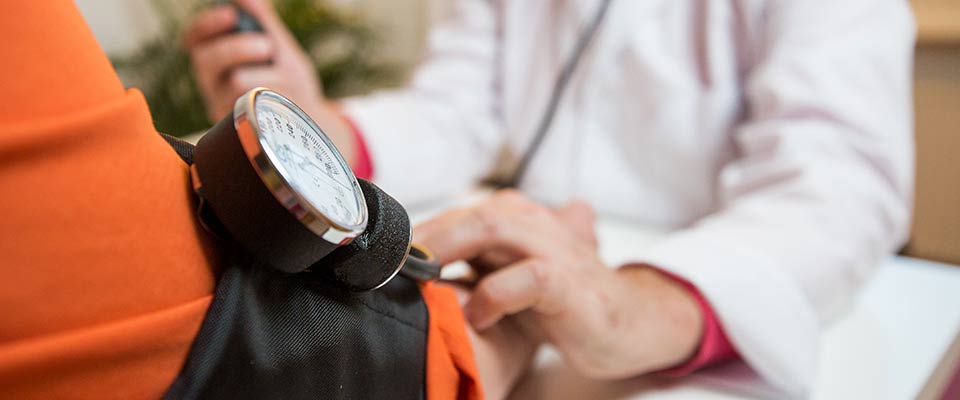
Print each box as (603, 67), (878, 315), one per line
(444, 283), (538, 400)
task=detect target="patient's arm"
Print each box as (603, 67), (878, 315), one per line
(447, 284), (539, 400)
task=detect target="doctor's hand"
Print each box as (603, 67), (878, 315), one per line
(182, 0), (357, 163)
(415, 191), (705, 379)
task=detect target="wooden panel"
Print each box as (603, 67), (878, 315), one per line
(914, 0), (960, 45)
(904, 46), (960, 265)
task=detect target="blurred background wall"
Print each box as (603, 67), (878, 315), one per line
(910, 0), (960, 265)
(75, 0), (960, 264)
(76, 0), (431, 66)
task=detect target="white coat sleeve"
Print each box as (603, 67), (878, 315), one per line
(340, 0), (501, 206)
(638, 0), (915, 395)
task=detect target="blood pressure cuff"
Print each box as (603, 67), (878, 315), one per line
(159, 134), (428, 400)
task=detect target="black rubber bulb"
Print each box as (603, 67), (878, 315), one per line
(215, 0), (265, 33)
(220, 2), (273, 66)
(232, 6), (264, 33)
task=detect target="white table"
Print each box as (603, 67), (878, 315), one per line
(410, 199), (960, 400)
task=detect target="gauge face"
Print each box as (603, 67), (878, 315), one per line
(252, 91), (365, 230)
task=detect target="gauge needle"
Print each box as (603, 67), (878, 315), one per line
(279, 144), (351, 190)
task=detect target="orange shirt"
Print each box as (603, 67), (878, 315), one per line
(0, 2), (479, 399)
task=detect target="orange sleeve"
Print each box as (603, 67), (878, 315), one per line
(420, 283), (484, 400)
(0, 4), (479, 399)
(0, 2), (218, 399)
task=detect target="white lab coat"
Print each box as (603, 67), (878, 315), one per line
(342, 0), (915, 395)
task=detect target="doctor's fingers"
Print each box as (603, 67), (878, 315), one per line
(190, 33), (274, 86)
(470, 199), (595, 272)
(553, 200), (598, 249)
(184, 0), (297, 57)
(182, 5), (237, 49)
(415, 201), (575, 266)
(470, 249), (522, 275)
(233, 0), (312, 64)
(464, 258), (567, 331)
(190, 36), (273, 119)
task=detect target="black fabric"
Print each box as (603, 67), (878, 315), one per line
(158, 132), (429, 400)
(160, 132), (196, 165)
(163, 253), (427, 400)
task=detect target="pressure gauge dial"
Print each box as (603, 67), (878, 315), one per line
(245, 90), (367, 242)
(191, 88), (437, 290)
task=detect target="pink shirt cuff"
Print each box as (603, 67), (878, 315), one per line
(651, 267), (739, 376)
(338, 113), (374, 180)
